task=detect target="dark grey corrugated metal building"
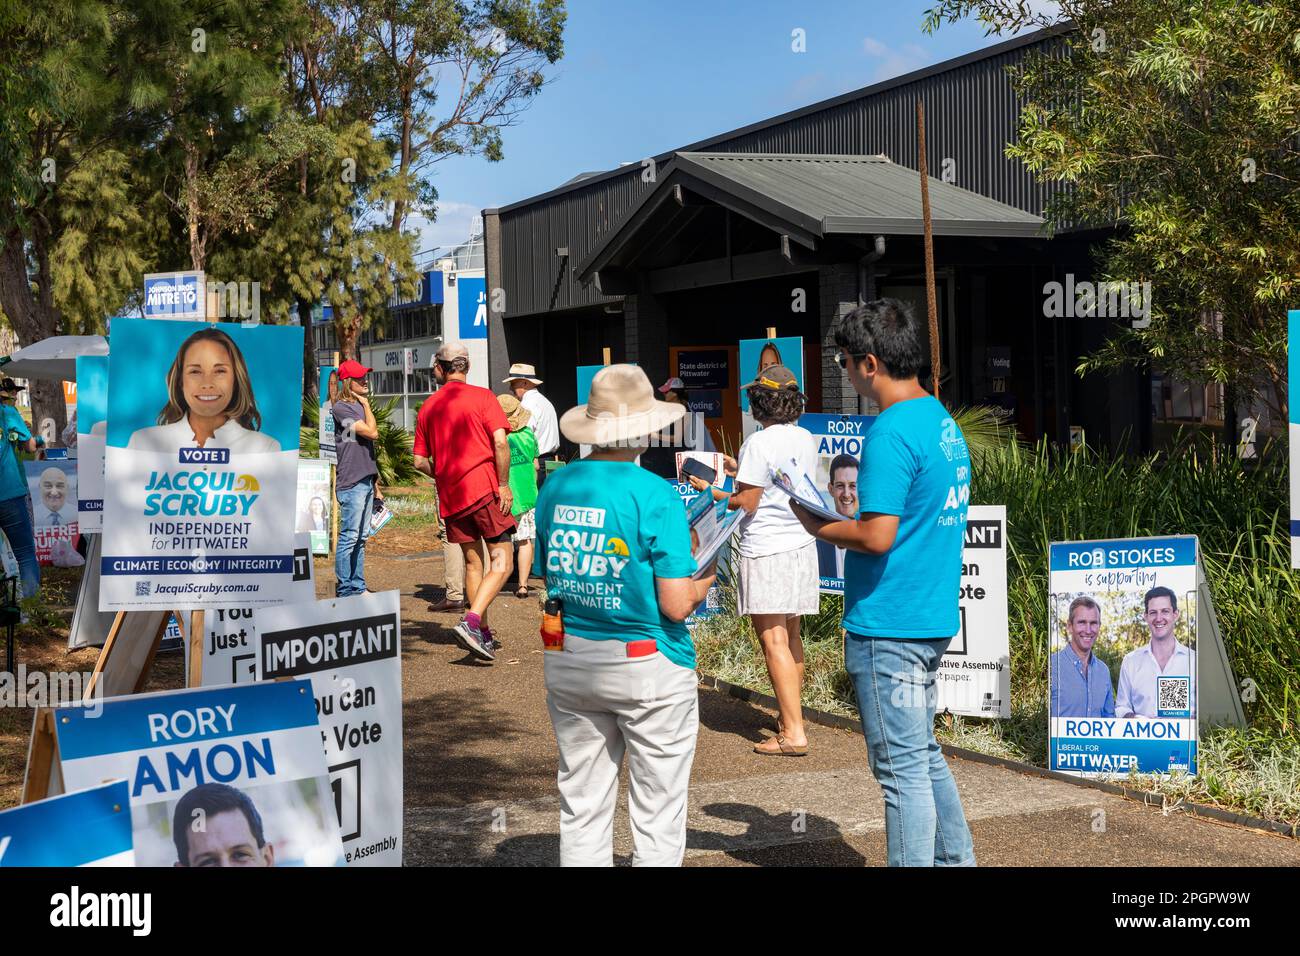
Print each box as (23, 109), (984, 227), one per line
(483, 26), (1147, 453)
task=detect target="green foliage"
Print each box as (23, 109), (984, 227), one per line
(695, 426), (1300, 821)
(924, 0), (1300, 419)
(300, 395), (415, 486)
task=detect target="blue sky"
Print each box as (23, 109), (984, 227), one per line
(409, 0), (1039, 259)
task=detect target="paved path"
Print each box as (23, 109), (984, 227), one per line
(358, 550), (1300, 867)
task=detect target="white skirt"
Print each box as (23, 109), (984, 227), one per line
(736, 541), (820, 616)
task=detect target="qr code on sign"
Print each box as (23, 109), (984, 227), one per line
(1157, 676), (1190, 717)
(135, 581), (151, 597)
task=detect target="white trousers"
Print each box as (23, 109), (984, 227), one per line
(543, 635), (699, 867)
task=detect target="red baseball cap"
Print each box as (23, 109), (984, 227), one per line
(338, 360), (372, 380)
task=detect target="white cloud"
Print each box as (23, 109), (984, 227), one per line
(862, 36), (888, 57)
(406, 201), (489, 264)
(862, 40), (931, 83)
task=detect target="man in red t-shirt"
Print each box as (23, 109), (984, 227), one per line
(414, 342), (515, 662)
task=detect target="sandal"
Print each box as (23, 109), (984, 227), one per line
(753, 734), (808, 757)
(514, 586), (530, 599)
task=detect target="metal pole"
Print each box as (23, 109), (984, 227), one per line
(916, 97), (941, 402)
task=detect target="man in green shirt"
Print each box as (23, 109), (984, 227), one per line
(498, 394), (539, 598)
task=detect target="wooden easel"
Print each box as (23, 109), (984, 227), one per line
(83, 607), (201, 700)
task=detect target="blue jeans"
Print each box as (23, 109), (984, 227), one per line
(335, 477), (374, 597)
(0, 494), (40, 600)
(844, 634), (976, 867)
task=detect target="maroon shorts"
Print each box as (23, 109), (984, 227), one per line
(445, 493), (516, 545)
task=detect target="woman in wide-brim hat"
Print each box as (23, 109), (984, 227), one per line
(534, 364), (718, 867)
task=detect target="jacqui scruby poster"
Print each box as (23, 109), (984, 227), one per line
(100, 319), (303, 611)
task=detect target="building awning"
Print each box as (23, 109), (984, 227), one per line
(577, 152), (1045, 285)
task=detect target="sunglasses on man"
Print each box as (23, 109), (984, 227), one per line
(834, 349), (867, 370)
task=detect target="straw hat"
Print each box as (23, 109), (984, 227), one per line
(497, 393), (532, 432)
(560, 364), (685, 446)
(503, 362), (543, 385)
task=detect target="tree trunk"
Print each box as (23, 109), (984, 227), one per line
(0, 228), (67, 443)
(335, 310), (363, 361)
(300, 296), (318, 413)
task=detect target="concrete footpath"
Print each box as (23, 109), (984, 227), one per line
(359, 548), (1300, 867)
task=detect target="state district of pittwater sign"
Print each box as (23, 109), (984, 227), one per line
(0, 780), (134, 867)
(256, 591), (403, 866)
(936, 505), (1010, 718)
(1048, 536), (1199, 778)
(53, 681), (345, 867)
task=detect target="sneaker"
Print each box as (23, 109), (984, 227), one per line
(454, 619), (495, 661)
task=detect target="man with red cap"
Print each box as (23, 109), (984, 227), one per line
(414, 342), (514, 661)
(332, 360), (380, 597)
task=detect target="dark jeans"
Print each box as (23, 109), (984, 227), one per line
(0, 494), (40, 599)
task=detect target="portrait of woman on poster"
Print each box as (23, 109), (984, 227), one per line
(756, 341), (782, 378)
(127, 327), (281, 454)
(298, 495), (329, 533)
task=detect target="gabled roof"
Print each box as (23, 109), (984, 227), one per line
(577, 152), (1045, 281)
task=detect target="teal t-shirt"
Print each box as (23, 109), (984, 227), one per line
(0, 406), (31, 501)
(533, 459), (698, 669)
(842, 395), (969, 639)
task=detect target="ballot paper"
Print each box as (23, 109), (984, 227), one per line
(770, 460), (854, 523)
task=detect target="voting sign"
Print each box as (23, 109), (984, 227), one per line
(1048, 536), (1199, 778)
(936, 506), (1010, 718)
(100, 319), (304, 610)
(0, 781), (134, 867)
(256, 591), (403, 865)
(199, 534), (316, 687)
(26, 460), (80, 566)
(75, 355), (108, 531)
(54, 681), (344, 867)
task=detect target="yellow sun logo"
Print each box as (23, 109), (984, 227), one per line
(235, 474), (260, 492)
(604, 537), (630, 557)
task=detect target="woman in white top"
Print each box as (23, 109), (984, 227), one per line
(689, 364), (818, 756)
(127, 327), (280, 454)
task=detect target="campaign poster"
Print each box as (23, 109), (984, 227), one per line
(670, 468), (730, 630)
(26, 460), (80, 566)
(100, 318), (304, 611)
(936, 505), (1010, 718)
(738, 336), (803, 413)
(200, 535), (316, 687)
(54, 680), (345, 867)
(1048, 536), (1199, 778)
(319, 365), (337, 464)
(256, 591), (403, 865)
(75, 355), (108, 531)
(458, 275), (487, 339)
(1290, 310), (1299, 567)
(297, 459), (331, 555)
(0, 781), (134, 867)
(796, 413), (875, 593)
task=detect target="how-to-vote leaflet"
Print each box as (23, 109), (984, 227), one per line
(256, 591), (403, 865)
(319, 365), (337, 464)
(75, 354), (108, 532)
(101, 319), (305, 610)
(51, 681), (344, 866)
(1290, 310), (1299, 567)
(937, 505), (1011, 718)
(1048, 536), (1199, 778)
(0, 780), (134, 867)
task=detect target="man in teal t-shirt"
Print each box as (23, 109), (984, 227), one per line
(791, 298), (975, 868)
(0, 381), (42, 599)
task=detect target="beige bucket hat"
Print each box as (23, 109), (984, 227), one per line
(497, 393), (532, 432)
(503, 362), (543, 385)
(559, 364), (685, 446)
